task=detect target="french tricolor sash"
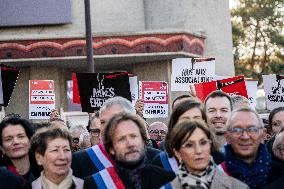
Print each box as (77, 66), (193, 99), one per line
(160, 152), (178, 172)
(86, 143), (114, 171)
(92, 167), (125, 189)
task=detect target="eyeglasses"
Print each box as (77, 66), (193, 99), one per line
(272, 120), (284, 128)
(89, 128), (100, 135)
(149, 129), (167, 135)
(181, 139), (212, 152)
(228, 127), (261, 136)
(72, 138), (80, 144)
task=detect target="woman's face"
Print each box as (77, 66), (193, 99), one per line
(271, 111), (284, 135)
(178, 107), (203, 122)
(1, 124), (30, 159)
(174, 128), (211, 175)
(36, 138), (72, 181)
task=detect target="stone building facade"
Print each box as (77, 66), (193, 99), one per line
(0, 0), (234, 121)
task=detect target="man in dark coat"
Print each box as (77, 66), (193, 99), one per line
(218, 107), (284, 189)
(83, 113), (175, 189)
(0, 167), (30, 189)
(72, 96), (160, 179)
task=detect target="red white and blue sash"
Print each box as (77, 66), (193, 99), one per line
(159, 152), (178, 172)
(86, 143), (114, 171)
(92, 167), (125, 189)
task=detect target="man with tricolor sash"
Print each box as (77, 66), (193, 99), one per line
(72, 97), (161, 179)
(83, 113), (175, 189)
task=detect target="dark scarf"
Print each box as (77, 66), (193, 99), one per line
(116, 156), (147, 189)
(225, 144), (272, 189)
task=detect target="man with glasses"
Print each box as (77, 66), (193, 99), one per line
(87, 112), (101, 146)
(218, 107), (284, 189)
(148, 122), (168, 148)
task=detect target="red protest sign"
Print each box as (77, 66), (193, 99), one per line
(194, 75), (248, 101)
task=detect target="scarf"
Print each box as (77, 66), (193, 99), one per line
(116, 156), (146, 189)
(41, 169), (75, 189)
(176, 158), (216, 189)
(225, 144), (272, 189)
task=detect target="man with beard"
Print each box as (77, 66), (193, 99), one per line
(83, 113), (175, 189)
(72, 96), (160, 179)
(204, 90), (233, 152)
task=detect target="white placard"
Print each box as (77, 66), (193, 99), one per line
(245, 80), (258, 109)
(29, 80), (55, 119)
(263, 74), (284, 110)
(129, 75), (138, 106)
(139, 81), (168, 118)
(171, 58), (216, 91)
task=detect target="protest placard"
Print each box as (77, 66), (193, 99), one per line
(139, 81), (168, 118)
(194, 75), (248, 101)
(171, 58), (216, 91)
(245, 79), (258, 109)
(29, 80), (55, 119)
(263, 74), (284, 110)
(76, 72), (131, 112)
(129, 75), (138, 107)
(67, 80), (82, 111)
(0, 64), (19, 107)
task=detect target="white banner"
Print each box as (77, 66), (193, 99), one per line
(171, 58), (216, 91)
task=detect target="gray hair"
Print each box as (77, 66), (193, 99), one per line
(272, 131), (284, 160)
(226, 107), (264, 130)
(231, 95), (249, 109)
(99, 96), (135, 115)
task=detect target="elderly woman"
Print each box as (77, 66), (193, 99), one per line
(0, 117), (40, 183)
(30, 127), (83, 189)
(166, 120), (249, 189)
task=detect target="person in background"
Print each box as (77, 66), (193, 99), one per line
(0, 117), (40, 183)
(86, 112), (101, 146)
(221, 107), (284, 189)
(72, 96), (160, 179)
(49, 118), (68, 130)
(30, 127), (84, 189)
(171, 94), (199, 110)
(268, 107), (284, 136)
(204, 90), (232, 152)
(166, 120), (249, 189)
(160, 99), (206, 151)
(83, 113), (175, 189)
(266, 107), (284, 154)
(231, 95), (250, 109)
(70, 125), (87, 153)
(263, 128), (284, 189)
(79, 132), (91, 150)
(148, 121), (168, 148)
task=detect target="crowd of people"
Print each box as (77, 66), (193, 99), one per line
(1, 91), (284, 189)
